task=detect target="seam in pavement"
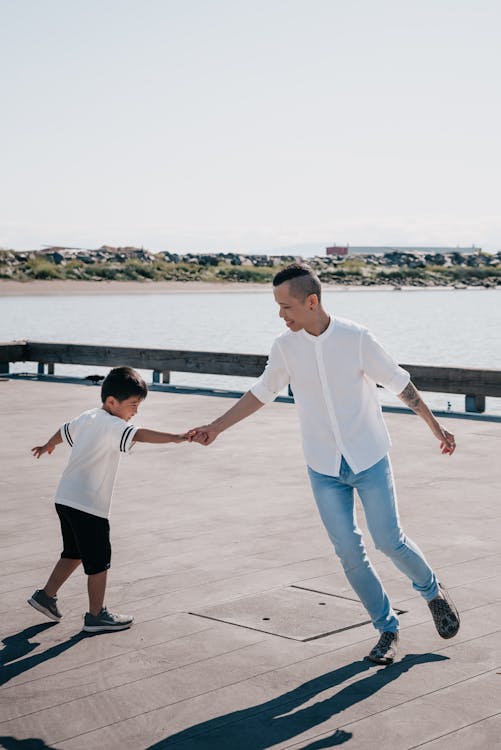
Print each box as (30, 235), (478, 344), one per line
(406, 709), (501, 749)
(1, 549), (331, 598)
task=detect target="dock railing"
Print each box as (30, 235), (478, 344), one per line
(1, 340), (501, 414)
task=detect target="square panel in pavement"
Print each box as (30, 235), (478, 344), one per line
(189, 586), (383, 641)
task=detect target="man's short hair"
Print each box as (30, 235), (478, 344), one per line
(273, 263), (322, 302)
(101, 366), (148, 403)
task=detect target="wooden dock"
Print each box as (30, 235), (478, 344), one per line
(1, 379), (500, 749)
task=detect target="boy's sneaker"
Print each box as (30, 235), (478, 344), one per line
(83, 607), (134, 633)
(28, 589), (62, 621)
(428, 582), (460, 639)
(367, 631), (399, 665)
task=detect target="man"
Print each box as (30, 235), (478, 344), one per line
(190, 263), (460, 664)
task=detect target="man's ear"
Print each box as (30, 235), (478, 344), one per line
(307, 293), (319, 310)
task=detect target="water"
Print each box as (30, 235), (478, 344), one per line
(1, 287), (500, 413)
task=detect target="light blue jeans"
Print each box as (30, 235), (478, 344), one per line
(308, 455), (439, 633)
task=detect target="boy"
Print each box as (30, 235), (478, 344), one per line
(29, 366), (187, 633)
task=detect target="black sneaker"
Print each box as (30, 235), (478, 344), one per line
(28, 589), (62, 621)
(367, 631), (399, 665)
(428, 582), (460, 639)
(83, 607), (134, 633)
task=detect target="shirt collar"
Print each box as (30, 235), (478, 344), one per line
(301, 315), (335, 343)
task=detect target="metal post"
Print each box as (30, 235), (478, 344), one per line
(465, 394), (485, 413)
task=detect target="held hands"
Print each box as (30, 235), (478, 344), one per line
(186, 424), (219, 446)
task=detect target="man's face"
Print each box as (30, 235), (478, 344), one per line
(273, 281), (314, 332)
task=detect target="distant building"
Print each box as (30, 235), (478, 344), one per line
(326, 245), (480, 256)
(326, 245), (348, 256)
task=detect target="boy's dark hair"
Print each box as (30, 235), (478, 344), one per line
(273, 263), (322, 302)
(101, 367), (148, 403)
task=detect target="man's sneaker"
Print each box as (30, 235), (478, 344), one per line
(367, 631), (399, 665)
(428, 582), (460, 639)
(27, 589), (62, 621)
(83, 607), (134, 633)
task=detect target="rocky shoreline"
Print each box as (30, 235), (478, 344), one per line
(1, 246), (500, 288)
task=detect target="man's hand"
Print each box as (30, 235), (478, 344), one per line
(433, 424), (456, 455)
(397, 382), (456, 456)
(187, 425), (220, 446)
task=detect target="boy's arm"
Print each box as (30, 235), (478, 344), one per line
(133, 429), (188, 444)
(189, 391), (265, 446)
(32, 429), (63, 459)
(397, 381), (456, 455)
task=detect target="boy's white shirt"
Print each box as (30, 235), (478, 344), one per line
(250, 316), (410, 476)
(56, 407), (137, 518)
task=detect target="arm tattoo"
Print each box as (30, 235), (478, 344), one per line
(398, 381), (423, 411)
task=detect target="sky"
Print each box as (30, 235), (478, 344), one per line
(1, 0), (500, 254)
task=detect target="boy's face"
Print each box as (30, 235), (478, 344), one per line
(103, 395), (143, 421)
(273, 281), (318, 332)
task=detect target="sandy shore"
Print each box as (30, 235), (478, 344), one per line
(0, 279), (468, 297)
(0, 279), (274, 296)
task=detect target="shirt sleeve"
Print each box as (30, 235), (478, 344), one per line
(106, 416), (138, 453)
(250, 340), (290, 404)
(60, 414), (83, 447)
(360, 329), (410, 395)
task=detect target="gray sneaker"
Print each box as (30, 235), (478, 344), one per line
(83, 607), (134, 633)
(428, 582), (460, 639)
(367, 631), (399, 665)
(28, 589), (62, 621)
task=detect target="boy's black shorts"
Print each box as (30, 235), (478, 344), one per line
(55, 503), (111, 575)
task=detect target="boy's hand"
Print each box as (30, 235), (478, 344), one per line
(31, 442), (54, 459)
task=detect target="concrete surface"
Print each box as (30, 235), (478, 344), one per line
(0, 379), (500, 750)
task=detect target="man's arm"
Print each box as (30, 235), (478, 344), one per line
(189, 391), (264, 446)
(397, 381), (456, 455)
(133, 429), (188, 444)
(32, 429), (63, 459)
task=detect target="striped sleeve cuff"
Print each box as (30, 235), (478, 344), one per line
(60, 423), (73, 447)
(120, 425), (137, 453)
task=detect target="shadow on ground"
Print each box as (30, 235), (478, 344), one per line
(147, 653), (448, 749)
(0, 738), (60, 750)
(0, 623), (87, 687)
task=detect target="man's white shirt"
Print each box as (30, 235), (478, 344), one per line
(250, 316), (410, 476)
(56, 407), (137, 518)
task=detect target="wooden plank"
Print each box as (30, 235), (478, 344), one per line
(24, 341), (268, 377)
(0, 342), (28, 363)
(403, 364), (501, 397)
(2, 341), (501, 397)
